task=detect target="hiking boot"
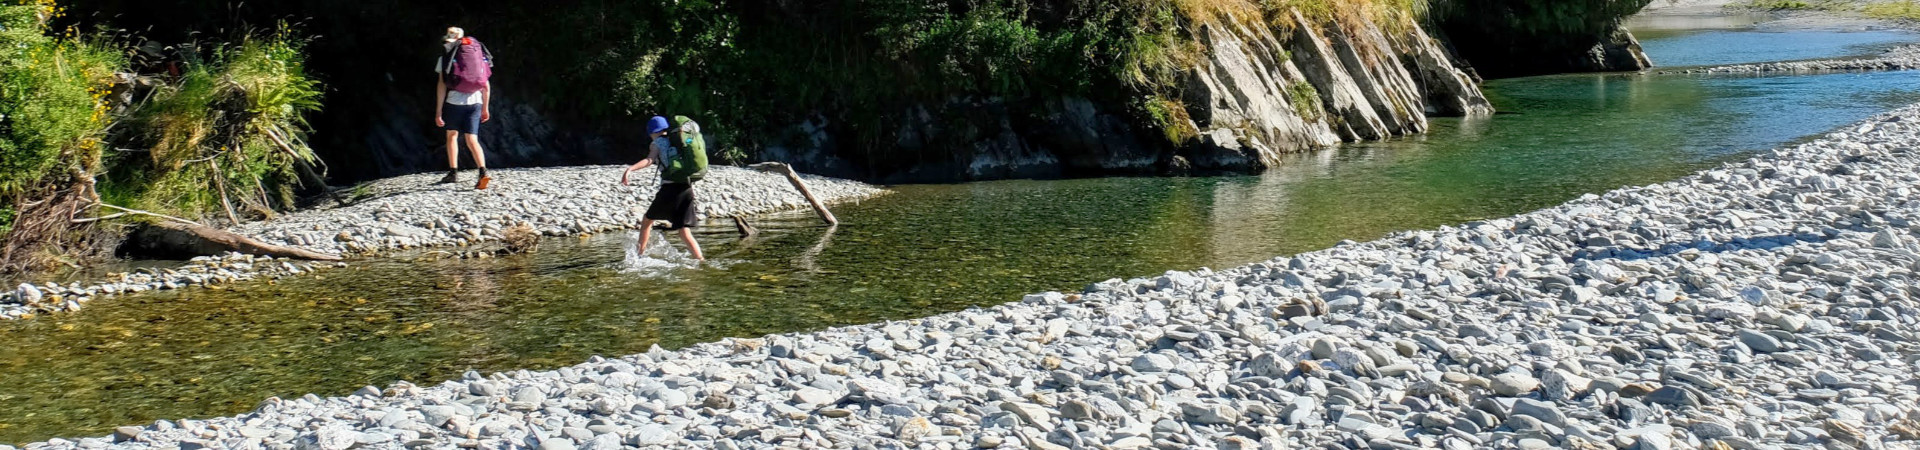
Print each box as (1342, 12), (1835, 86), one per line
(475, 169), (492, 190)
(436, 170), (458, 184)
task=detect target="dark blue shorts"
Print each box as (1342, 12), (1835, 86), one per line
(442, 102), (482, 135)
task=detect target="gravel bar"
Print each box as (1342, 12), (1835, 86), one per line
(232, 165), (886, 256)
(0, 254), (340, 320)
(20, 106), (1920, 449)
(1655, 44), (1920, 75)
(1, 166), (882, 320)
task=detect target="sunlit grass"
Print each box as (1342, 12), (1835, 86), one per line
(1864, 0), (1920, 19)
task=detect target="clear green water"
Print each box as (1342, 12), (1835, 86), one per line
(5, 31), (1920, 444)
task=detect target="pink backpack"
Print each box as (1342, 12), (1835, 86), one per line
(441, 37), (493, 93)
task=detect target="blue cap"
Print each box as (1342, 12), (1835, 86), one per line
(647, 116), (671, 135)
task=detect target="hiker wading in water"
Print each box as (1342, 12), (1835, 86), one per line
(434, 26), (495, 190)
(620, 116), (710, 261)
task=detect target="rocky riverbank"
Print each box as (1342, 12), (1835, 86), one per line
(1656, 44), (1920, 75)
(20, 100), (1920, 449)
(231, 165), (885, 256)
(0, 166), (883, 321)
(0, 254), (340, 320)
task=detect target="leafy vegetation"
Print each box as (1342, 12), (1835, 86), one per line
(1863, 1), (1920, 20)
(1286, 81), (1324, 121)
(0, 0), (323, 273)
(1734, 0), (1920, 22)
(560, 0), (1434, 168)
(0, 1), (120, 199)
(0, 0), (126, 272)
(113, 30), (324, 220)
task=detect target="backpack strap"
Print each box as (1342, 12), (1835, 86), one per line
(478, 41), (494, 68)
(440, 44), (460, 74)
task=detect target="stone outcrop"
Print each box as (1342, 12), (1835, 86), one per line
(1580, 26), (1654, 73)
(773, 10), (1493, 181)
(1173, 10), (1492, 172)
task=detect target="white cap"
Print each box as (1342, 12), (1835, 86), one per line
(443, 27), (465, 43)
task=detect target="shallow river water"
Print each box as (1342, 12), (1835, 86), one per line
(3, 26), (1920, 444)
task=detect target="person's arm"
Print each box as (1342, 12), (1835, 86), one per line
(435, 76), (448, 127)
(480, 85), (492, 123)
(620, 143), (661, 185)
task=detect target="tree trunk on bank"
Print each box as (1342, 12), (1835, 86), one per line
(128, 221), (344, 261)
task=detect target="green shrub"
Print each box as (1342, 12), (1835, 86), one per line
(1286, 81), (1323, 121)
(120, 28), (322, 219)
(0, 2), (122, 199)
(1141, 96), (1199, 144)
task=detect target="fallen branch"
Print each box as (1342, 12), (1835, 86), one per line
(749, 162), (838, 226)
(94, 203), (199, 226)
(68, 212), (131, 224)
(147, 220), (343, 261)
(261, 124), (345, 206)
(80, 203), (342, 261)
(733, 215), (759, 238)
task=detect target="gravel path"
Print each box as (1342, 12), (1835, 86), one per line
(233, 165), (885, 256)
(20, 109), (1920, 449)
(1655, 44), (1920, 75)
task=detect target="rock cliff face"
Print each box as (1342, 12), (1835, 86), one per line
(772, 10), (1491, 182)
(1176, 11), (1492, 172)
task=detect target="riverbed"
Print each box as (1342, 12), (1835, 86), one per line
(3, 24), (1919, 444)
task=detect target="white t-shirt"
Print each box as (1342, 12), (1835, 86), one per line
(435, 46), (486, 106)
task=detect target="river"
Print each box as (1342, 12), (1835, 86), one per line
(2, 24), (1918, 444)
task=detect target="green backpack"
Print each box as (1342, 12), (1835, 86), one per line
(662, 116), (708, 183)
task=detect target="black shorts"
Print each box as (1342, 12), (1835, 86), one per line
(644, 182), (698, 230)
(442, 102), (482, 135)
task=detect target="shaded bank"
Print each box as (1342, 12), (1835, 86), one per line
(1430, 0), (1656, 77)
(58, 0), (1501, 183)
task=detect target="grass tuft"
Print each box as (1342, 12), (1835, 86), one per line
(119, 27), (324, 219)
(1864, 0), (1920, 19)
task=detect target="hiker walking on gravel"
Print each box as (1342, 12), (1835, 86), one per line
(434, 26), (495, 190)
(619, 116), (710, 261)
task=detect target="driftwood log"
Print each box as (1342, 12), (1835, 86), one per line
(733, 216), (759, 238)
(100, 203), (342, 261)
(748, 162), (838, 226)
(139, 221), (345, 261)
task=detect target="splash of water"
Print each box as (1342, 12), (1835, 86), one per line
(618, 230), (738, 274)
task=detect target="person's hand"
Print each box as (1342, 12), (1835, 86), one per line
(435, 115), (445, 127)
(481, 109), (491, 123)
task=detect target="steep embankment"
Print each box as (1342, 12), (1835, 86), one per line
(62, 1), (1494, 183)
(1167, 10), (1491, 171)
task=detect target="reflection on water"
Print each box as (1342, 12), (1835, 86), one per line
(6, 32), (1920, 444)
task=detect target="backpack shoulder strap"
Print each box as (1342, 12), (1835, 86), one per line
(441, 44), (460, 72)
(479, 41), (495, 67)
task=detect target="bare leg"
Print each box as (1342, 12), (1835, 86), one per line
(463, 134), (488, 170)
(444, 130), (460, 169)
(678, 227), (704, 261)
(637, 219), (656, 254)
